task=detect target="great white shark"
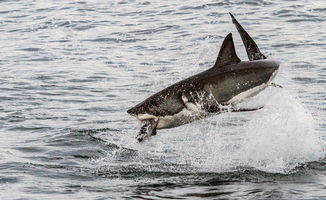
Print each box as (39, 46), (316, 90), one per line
(127, 13), (280, 142)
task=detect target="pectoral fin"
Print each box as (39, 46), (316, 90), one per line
(218, 105), (264, 113)
(231, 106), (264, 112)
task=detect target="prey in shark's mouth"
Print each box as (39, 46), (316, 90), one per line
(136, 118), (158, 142)
(128, 13), (281, 142)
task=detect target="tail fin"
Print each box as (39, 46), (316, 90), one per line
(229, 13), (266, 61)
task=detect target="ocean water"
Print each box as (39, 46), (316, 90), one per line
(0, 0), (325, 199)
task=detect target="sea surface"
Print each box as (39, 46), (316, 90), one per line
(0, 0), (325, 199)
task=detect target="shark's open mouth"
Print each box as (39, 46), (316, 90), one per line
(136, 118), (158, 142)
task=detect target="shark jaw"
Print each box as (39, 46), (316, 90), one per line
(137, 95), (207, 130)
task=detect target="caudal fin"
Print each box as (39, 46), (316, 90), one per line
(229, 13), (266, 61)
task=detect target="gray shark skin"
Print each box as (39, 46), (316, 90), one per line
(127, 13), (280, 142)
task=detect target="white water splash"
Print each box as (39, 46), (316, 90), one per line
(112, 88), (324, 174)
(165, 88), (325, 173)
(239, 90), (323, 172)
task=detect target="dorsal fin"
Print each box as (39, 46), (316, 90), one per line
(229, 13), (266, 61)
(214, 33), (241, 67)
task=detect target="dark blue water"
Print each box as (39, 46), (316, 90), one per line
(0, 0), (325, 199)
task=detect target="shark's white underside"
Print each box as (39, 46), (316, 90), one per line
(138, 70), (278, 129)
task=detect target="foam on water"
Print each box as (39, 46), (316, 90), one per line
(239, 90), (324, 172)
(116, 88), (324, 174)
(181, 89), (324, 173)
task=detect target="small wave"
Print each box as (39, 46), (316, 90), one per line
(129, 25), (180, 35)
(312, 8), (326, 12)
(24, 57), (56, 62)
(19, 48), (43, 52)
(84, 37), (145, 43)
(0, 176), (20, 184)
(286, 17), (325, 23)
